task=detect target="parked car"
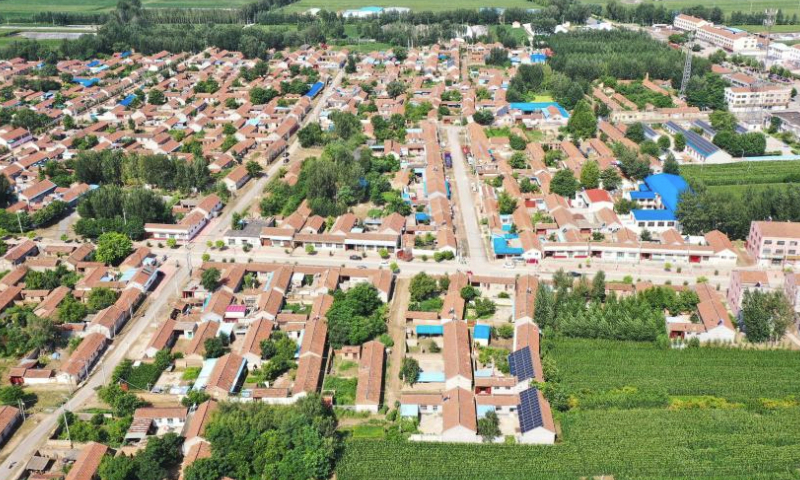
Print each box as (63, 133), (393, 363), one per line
(349, 254), (362, 261)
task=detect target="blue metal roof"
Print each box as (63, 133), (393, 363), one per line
(644, 173), (689, 213)
(73, 77), (99, 88)
(632, 209), (676, 221)
(508, 102), (570, 118)
(416, 325), (443, 336)
(474, 324), (491, 340)
(415, 212), (430, 222)
(630, 191), (656, 200)
(530, 53), (547, 63)
(305, 81), (324, 98)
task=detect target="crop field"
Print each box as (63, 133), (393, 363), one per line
(0, 0), (254, 20)
(681, 160), (800, 188)
(550, 338), (800, 403)
(336, 339), (800, 480)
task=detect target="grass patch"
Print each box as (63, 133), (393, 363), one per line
(182, 367), (201, 381)
(323, 376), (357, 405)
(351, 424), (385, 439)
(734, 24), (800, 33)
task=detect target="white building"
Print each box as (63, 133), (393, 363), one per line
(725, 86), (792, 113)
(695, 25), (757, 52)
(672, 14), (710, 32)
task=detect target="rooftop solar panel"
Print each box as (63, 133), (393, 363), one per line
(518, 387), (544, 433)
(508, 347), (534, 382)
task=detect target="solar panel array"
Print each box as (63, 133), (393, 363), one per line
(518, 387), (544, 433)
(508, 346), (534, 381)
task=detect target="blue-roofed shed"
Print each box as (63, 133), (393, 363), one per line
(416, 325), (444, 336)
(474, 324), (491, 345)
(629, 191), (656, 200)
(492, 236), (523, 256)
(73, 78), (99, 88)
(305, 81), (324, 98)
(530, 53), (547, 64)
(643, 174), (688, 213)
(509, 102), (570, 118)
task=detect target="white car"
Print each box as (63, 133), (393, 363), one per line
(503, 261), (516, 269)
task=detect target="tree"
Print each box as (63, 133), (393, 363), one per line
(640, 228), (653, 241)
(591, 271), (606, 302)
(600, 167), (621, 191)
(473, 109), (494, 126)
(245, 160), (262, 177)
(474, 298), (496, 317)
(566, 100), (597, 140)
(387, 80), (406, 99)
(508, 152), (528, 169)
(298, 123), (325, 148)
(399, 357), (420, 386)
(580, 160), (600, 189)
(203, 337), (226, 359)
(497, 191), (518, 215)
(181, 390), (210, 408)
(741, 290), (793, 342)
(58, 295), (88, 323)
(509, 134), (527, 151)
(657, 135), (671, 151)
(98, 455), (136, 480)
(0, 175), (13, 208)
(96, 232), (133, 265)
(409, 272), (440, 302)
(550, 169), (580, 198)
(305, 244), (316, 255)
(0, 385), (24, 406)
(201, 267), (221, 291)
(325, 283), (386, 348)
(663, 154), (680, 175)
(249, 87), (278, 105)
(710, 110), (737, 132)
(392, 46), (408, 62)
(460, 286), (479, 302)
(477, 410), (501, 443)
(625, 122), (645, 143)
(147, 89), (165, 105)
(485, 47), (508, 66)
(674, 133), (686, 152)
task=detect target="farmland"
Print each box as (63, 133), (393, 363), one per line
(550, 338), (800, 404)
(681, 160), (800, 188)
(336, 339), (800, 479)
(0, 0), (254, 21)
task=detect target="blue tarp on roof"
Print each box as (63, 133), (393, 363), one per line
(493, 236), (523, 256)
(530, 53), (547, 64)
(73, 77), (99, 88)
(87, 60), (100, 68)
(120, 51), (131, 58)
(474, 324), (491, 340)
(415, 212), (430, 222)
(644, 173), (689, 213)
(417, 371), (446, 383)
(118, 94), (137, 107)
(509, 102), (569, 118)
(305, 81), (324, 98)
(416, 325), (444, 336)
(632, 209), (676, 221)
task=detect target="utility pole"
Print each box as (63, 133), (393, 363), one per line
(62, 409), (72, 447)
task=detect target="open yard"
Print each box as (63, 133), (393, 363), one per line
(336, 339), (800, 480)
(0, 0), (254, 20)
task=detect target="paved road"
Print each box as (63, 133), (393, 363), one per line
(0, 264), (190, 477)
(205, 69), (345, 240)
(446, 127), (491, 269)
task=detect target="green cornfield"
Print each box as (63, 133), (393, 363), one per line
(550, 338), (800, 403)
(336, 339), (800, 479)
(681, 160), (800, 188)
